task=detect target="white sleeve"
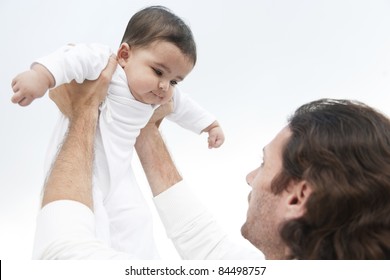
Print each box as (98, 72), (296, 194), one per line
(34, 43), (112, 87)
(153, 181), (265, 260)
(166, 88), (216, 134)
(33, 200), (134, 260)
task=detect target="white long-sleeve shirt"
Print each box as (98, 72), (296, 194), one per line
(33, 181), (264, 260)
(36, 43), (217, 258)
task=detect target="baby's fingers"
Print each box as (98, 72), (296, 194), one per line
(18, 97), (33, 107)
(11, 89), (33, 106)
(208, 135), (224, 149)
(208, 135), (217, 149)
(11, 78), (17, 88)
(11, 91), (24, 104)
(11, 78), (22, 103)
(213, 138), (224, 148)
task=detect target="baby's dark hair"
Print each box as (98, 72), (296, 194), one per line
(120, 6), (197, 65)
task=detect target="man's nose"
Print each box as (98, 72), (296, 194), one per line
(246, 168), (258, 187)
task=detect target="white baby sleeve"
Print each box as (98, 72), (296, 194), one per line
(34, 43), (112, 87)
(166, 88), (216, 134)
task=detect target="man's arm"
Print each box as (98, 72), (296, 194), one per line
(134, 100), (182, 196)
(42, 55), (117, 209)
(41, 109), (97, 209)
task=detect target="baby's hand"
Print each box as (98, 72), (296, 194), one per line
(11, 64), (54, 106)
(204, 121), (225, 149)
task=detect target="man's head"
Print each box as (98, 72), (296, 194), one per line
(243, 99), (390, 259)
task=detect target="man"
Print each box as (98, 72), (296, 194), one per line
(33, 57), (390, 259)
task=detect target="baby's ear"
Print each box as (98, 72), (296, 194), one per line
(117, 43), (131, 66)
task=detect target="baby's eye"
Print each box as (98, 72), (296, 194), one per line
(153, 68), (163, 76)
(170, 80), (178, 86)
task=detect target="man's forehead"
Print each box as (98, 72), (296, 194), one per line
(265, 127), (291, 156)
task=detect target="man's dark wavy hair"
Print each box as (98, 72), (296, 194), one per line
(271, 99), (390, 259)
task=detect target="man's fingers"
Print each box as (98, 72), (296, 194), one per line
(46, 56), (116, 118)
(49, 85), (64, 102)
(48, 84), (74, 117)
(148, 99), (174, 126)
(100, 55), (117, 83)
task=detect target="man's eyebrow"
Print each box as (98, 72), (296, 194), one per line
(155, 62), (184, 81)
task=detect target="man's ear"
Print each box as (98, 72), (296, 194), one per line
(284, 180), (312, 219)
(117, 43), (131, 67)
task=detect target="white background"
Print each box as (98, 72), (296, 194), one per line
(1, 0), (390, 260)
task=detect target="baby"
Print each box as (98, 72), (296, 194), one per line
(12, 6), (224, 258)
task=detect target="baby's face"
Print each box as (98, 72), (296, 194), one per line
(118, 41), (194, 105)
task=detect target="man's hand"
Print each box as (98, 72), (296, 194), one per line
(146, 99), (174, 128)
(49, 55), (117, 119)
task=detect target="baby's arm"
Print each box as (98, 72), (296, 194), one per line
(11, 63), (54, 106)
(202, 120), (225, 149)
(167, 88), (225, 149)
(12, 43), (112, 107)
